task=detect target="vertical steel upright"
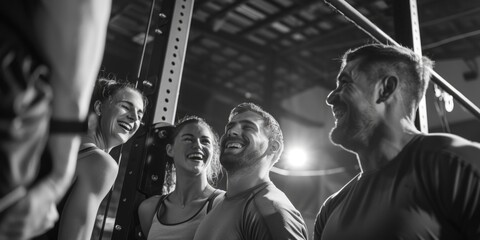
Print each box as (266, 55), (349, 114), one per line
(393, 0), (429, 133)
(110, 0), (195, 239)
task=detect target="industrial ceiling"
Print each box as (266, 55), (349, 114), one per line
(103, 0), (480, 132)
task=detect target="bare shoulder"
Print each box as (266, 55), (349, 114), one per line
(138, 195), (162, 235)
(75, 148), (119, 195)
(139, 195), (161, 213)
(77, 148), (118, 178)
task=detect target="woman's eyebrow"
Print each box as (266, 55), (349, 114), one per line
(181, 133), (194, 138)
(120, 100), (144, 113)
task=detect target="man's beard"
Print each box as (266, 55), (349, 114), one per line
(329, 110), (375, 153)
(220, 145), (268, 174)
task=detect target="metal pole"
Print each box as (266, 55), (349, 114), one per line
(111, 0), (195, 239)
(324, 0), (480, 121)
(153, 0), (195, 124)
(393, 0), (428, 133)
(136, 0), (157, 82)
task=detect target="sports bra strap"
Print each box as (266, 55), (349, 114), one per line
(78, 145), (97, 155)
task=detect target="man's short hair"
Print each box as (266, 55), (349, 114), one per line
(342, 44), (434, 117)
(228, 102), (284, 163)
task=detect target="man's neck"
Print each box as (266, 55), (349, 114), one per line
(225, 162), (271, 197)
(357, 117), (420, 173)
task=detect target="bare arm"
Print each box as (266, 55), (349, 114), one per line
(34, 0), (113, 204)
(35, 0), (111, 120)
(0, 1), (112, 239)
(138, 196), (161, 237)
(59, 150), (118, 240)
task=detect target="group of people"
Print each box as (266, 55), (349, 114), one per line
(138, 104), (309, 240)
(1, 1), (480, 239)
(136, 43), (480, 240)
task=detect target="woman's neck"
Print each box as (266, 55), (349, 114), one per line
(82, 129), (110, 153)
(173, 174), (211, 204)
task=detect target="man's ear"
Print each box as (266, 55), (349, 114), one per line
(94, 100), (102, 116)
(376, 76), (398, 104)
(166, 144), (174, 157)
(268, 140), (280, 155)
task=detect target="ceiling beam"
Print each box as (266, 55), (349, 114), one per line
(281, 2), (480, 58)
(287, 56), (336, 90)
(420, 7), (480, 28)
(191, 20), (271, 56)
(238, 0), (318, 36)
(182, 71), (325, 128)
(205, 0), (250, 28)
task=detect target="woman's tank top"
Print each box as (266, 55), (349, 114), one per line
(147, 190), (222, 240)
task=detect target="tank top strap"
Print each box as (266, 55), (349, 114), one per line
(155, 194), (170, 218)
(78, 143), (98, 155)
(206, 190), (222, 213)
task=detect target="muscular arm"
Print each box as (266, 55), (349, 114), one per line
(138, 196), (161, 237)
(426, 147), (480, 239)
(417, 134), (480, 239)
(35, 0), (111, 121)
(0, 1), (112, 239)
(58, 151), (118, 240)
(35, 0), (112, 202)
(34, 0), (112, 207)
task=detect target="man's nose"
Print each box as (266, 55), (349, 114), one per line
(226, 124), (241, 137)
(326, 89), (338, 106)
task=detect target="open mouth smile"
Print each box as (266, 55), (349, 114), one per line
(187, 152), (205, 161)
(226, 142), (244, 149)
(118, 121), (133, 132)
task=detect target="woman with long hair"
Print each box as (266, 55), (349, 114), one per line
(138, 116), (224, 240)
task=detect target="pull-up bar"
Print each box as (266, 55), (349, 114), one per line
(324, 0), (480, 121)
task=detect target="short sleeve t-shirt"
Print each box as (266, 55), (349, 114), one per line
(314, 133), (480, 240)
(194, 182), (308, 240)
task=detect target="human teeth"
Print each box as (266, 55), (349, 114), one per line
(227, 143), (243, 149)
(118, 122), (132, 131)
(188, 153), (203, 160)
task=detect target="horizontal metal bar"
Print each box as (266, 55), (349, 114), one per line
(324, 0), (480, 121)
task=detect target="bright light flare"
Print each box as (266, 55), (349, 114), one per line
(285, 147), (309, 169)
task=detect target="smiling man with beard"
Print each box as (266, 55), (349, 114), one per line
(314, 44), (480, 240)
(194, 102), (308, 240)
